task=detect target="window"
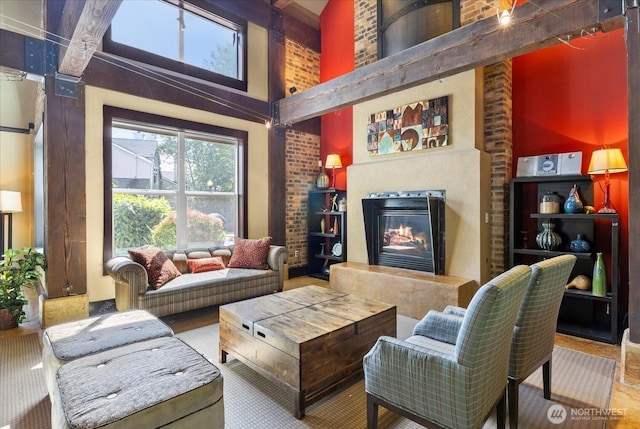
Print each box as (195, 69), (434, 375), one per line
(105, 0), (247, 91)
(103, 108), (247, 259)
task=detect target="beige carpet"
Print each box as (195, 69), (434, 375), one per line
(1, 316), (615, 429)
(0, 334), (50, 429)
(176, 317), (616, 429)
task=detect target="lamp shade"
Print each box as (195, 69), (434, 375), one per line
(325, 154), (342, 169)
(0, 190), (22, 213)
(587, 148), (628, 175)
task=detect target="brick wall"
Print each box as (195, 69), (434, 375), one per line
(354, 0), (377, 69)
(353, 0), (513, 277)
(460, 0), (513, 277)
(285, 38), (321, 270)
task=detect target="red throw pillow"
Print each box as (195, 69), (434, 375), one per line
(128, 246), (181, 289)
(187, 257), (226, 273)
(227, 237), (272, 269)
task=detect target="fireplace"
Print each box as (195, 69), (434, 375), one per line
(362, 190), (445, 274)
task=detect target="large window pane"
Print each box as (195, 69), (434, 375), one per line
(111, 0), (178, 61)
(109, 0), (244, 82)
(112, 193), (177, 255)
(110, 122), (238, 254)
(183, 11), (240, 78)
(184, 137), (235, 192)
(112, 126), (178, 191)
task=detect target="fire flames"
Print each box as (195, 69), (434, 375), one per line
(384, 224), (429, 251)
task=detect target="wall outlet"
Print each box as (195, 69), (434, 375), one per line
(294, 249), (300, 257)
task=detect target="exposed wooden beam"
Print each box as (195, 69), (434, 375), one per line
(57, 0), (122, 77)
(276, 0), (624, 125)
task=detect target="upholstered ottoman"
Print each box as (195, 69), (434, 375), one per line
(52, 337), (224, 429)
(42, 309), (174, 398)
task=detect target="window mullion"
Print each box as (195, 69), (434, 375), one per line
(176, 131), (187, 249)
(178, 8), (185, 63)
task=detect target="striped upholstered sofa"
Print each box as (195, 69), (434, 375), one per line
(105, 244), (288, 317)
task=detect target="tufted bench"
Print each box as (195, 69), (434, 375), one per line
(51, 337), (224, 429)
(42, 309), (174, 400)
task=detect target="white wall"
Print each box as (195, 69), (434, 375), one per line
(348, 69), (491, 285)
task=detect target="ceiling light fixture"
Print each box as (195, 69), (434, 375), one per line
(498, 0), (517, 25)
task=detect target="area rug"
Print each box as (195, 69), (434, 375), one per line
(0, 317), (616, 429)
(175, 317), (616, 429)
(0, 334), (50, 429)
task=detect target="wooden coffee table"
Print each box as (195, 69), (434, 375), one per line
(219, 285), (396, 419)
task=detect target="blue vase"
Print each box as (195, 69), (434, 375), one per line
(569, 234), (590, 253)
(564, 184), (584, 214)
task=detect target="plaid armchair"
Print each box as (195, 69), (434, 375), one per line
(437, 255), (577, 428)
(363, 265), (532, 429)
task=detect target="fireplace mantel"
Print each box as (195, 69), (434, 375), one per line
(329, 262), (476, 319)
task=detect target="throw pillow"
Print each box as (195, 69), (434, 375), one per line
(187, 257), (226, 273)
(227, 237), (272, 269)
(128, 246), (181, 289)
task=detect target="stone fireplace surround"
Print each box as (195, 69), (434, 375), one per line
(331, 70), (492, 316)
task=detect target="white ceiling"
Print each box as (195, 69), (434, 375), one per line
(295, 0), (329, 17)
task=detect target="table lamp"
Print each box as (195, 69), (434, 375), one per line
(0, 190), (23, 258)
(325, 154), (342, 189)
(587, 148), (628, 214)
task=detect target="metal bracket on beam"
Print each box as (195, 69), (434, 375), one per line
(271, 30), (284, 45)
(54, 72), (81, 99)
(24, 37), (56, 79)
(272, 101), (280, 126)
(599, 0), (623, 20)
(24, 37), (45, 76)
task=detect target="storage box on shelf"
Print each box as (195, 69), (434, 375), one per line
(509, 175), (620, 344)
(307, 189), (346, 280)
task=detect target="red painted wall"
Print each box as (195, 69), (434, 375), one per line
(513, 28), (629, 302)
(319, 0), (354, 190)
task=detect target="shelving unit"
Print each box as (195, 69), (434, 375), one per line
(509, 175), (620, 344)
(307, 189), (346, 280)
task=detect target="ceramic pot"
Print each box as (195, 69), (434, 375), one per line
(564, 184), (584, 214)
(536, 219), (562, 251)
(0, 308), (19, 331)
(569, 234), (590, 253)
(539, 192), (561, 214)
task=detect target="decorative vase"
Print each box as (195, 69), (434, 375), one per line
(333, 217), (339, 235)
(320, 218), (326, 234)
(592, 252), (607, 297)
(569, 234), (590, 253)
(536, 219), (562, 251)
(316, 166), (329, 189)
(564, 184), (584, 214)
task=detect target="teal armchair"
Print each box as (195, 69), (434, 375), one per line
(440, 255), (577, 428)
(363, 265), (532, 429)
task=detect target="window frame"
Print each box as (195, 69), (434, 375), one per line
(103, 106), (248, 264)
(103, 0), (248, 92)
